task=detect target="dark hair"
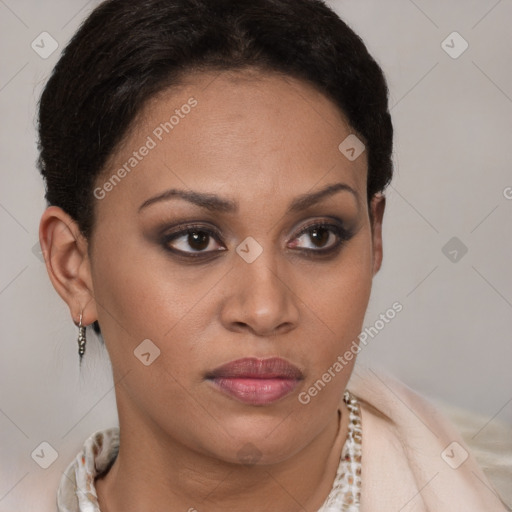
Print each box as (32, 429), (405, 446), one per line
(37, 0), (393, 338)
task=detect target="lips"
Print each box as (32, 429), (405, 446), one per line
(206, 357), (304, 405)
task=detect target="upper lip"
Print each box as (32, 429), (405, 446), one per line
(206, 357), (304, 380)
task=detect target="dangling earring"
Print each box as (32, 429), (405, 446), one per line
(77, 312), (86, 363)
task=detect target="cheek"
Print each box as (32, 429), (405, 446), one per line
(89, 232), (186, 355)
(305, 229), (374, 328)
(299, 230), (373, 377)
(89, 229), (227, 381)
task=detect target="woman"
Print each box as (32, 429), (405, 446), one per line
(36, 0), (509, 510)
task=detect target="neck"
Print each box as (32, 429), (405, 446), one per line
(95, 398), (349, 512)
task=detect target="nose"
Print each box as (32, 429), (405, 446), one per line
(220, 252), (300, 337)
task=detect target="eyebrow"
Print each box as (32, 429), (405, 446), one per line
(138, 182), (359, 214)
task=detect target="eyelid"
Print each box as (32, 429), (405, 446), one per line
(290, 216), (351, 239)
(162, 217), (347, 241)
(163, 222), (223, 240)
(294, 218), (343, 235)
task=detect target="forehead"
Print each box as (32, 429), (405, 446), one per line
(96, 69), (368, 215)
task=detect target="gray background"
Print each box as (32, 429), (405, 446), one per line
(0, 0), (511, 510)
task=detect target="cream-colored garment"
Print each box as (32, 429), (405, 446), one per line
(347, 367), (510, 511)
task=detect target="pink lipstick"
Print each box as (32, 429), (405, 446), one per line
(206, 357), (303, 405)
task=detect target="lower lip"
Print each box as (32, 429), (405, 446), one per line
(209, 377), (300, 405)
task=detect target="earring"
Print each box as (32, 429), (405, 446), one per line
(77, 312), (86, 363)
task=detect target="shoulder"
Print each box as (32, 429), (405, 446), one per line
(57, 427), (119, 512)
(346, 367), (509, 512)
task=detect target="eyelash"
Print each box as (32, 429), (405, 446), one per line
(161, 220), (353, 260)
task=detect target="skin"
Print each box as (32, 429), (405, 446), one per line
(39, 68), (385, 512)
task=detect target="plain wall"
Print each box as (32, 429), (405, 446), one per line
(0, 1), (511, 510)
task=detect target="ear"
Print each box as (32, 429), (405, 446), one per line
(38, 206), (97, 326)
(369, 193), (386, 276)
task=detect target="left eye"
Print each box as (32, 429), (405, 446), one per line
(290, 223), (344, 251)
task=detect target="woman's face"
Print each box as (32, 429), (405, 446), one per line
(47, 69), (384, 464)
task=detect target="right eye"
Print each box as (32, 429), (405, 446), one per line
(162, 224), (227, 257)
